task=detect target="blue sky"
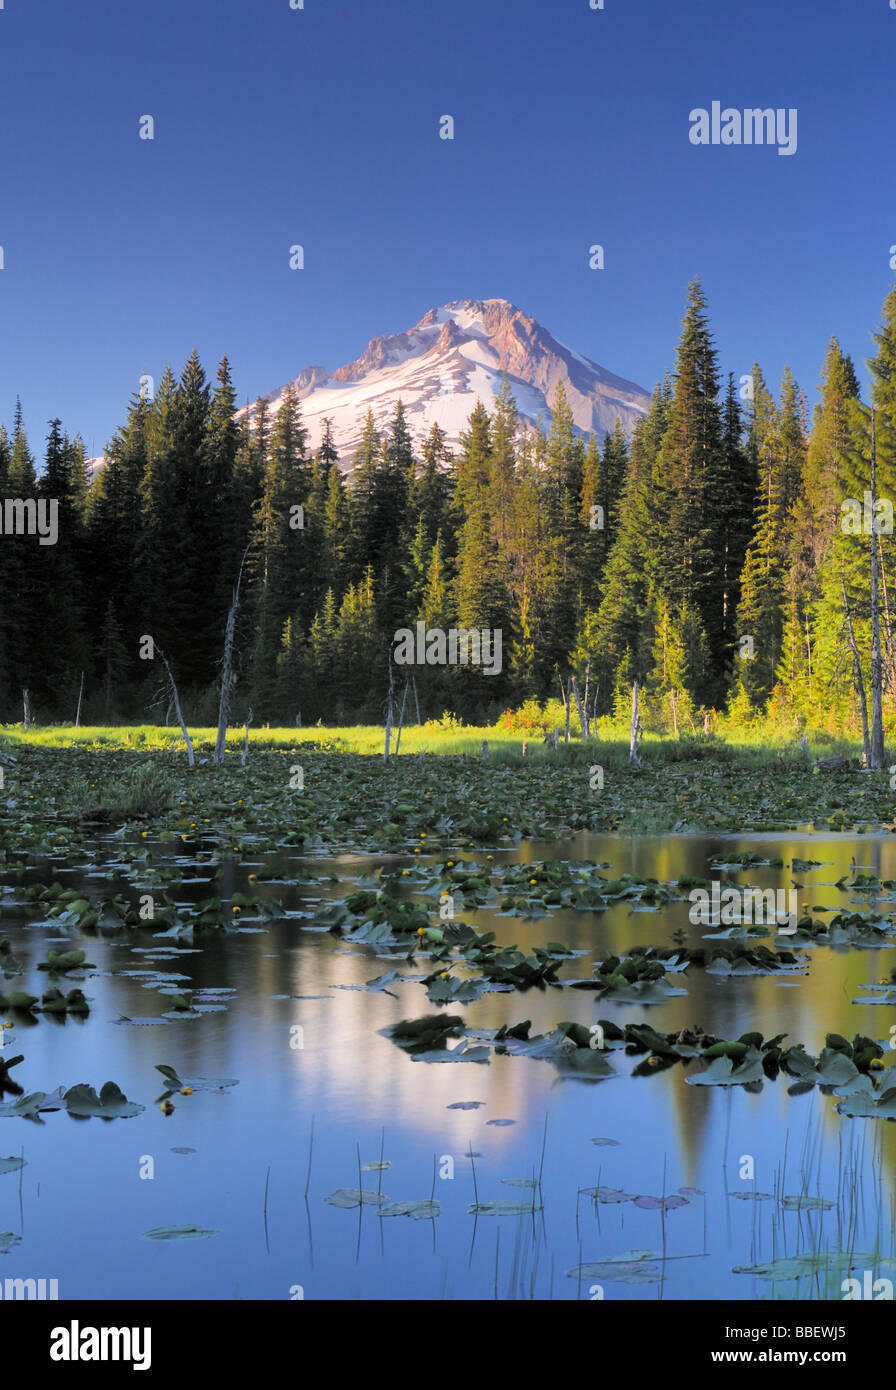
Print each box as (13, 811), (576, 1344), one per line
(1, 0), (894, 459)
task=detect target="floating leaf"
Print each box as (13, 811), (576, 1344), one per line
(63, 1082), (145, 1118)
(142, 1225), (217, 1240)
(324, 1188), (390, 1208)
(686, 1054), (765, 1087)
(0, 1088), (65, 1119)
(0, 1156), (26, 1175)
(837, 1085), (896, 1119)
(378, 1200), (440, 1219)
(566, 1250), (664, 1283)
(409, 1042), (490, 1064)
(469, 1200), (542, 1215)
(732, 1252), (887, 1282)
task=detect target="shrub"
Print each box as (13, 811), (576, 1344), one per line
(65, 762), (174, 820)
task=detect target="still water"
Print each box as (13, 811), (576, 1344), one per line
(3, 831), (896, 1300)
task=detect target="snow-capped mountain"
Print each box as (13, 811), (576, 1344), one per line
(244, 298), (649, 461)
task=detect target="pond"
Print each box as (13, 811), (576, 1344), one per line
(3, 828), (896, 1301)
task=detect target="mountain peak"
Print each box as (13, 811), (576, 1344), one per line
(247, 299), (648, 461)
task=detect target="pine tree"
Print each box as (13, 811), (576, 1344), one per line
(3, 403), (41, 715)
(733, 367), (806, 709)
(650, 280), (724, 705)
(249, 384), (311, 712)
(596, 384), (671, 699)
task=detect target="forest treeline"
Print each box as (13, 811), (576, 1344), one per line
(0, 277), (894, 732)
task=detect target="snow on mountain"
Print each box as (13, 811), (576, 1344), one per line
(243, 298), (649, 463)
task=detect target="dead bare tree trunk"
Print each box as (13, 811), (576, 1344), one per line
(394, 678), (410, 756)
(241, 709), (253, 766)
(629, 681), (642, 765)
(75, 670), (85, 728)
(22, 688), (31, 731)
(564, 679), (571, 743)
(870, 407), (885, 768)
(878, 533), (895, 695)
(841, 572), (871, 766)
(670, 686), (678, 737)
(570, 674), (587, 740)
(592, 684), (599, 741)
(412, 676), (421, 725)
(156, 648), (195, 767)
(214, 544), (251, 767)
(582, 655), (592, 738)
(384, 660), (395, 763)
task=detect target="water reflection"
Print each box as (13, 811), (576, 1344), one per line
(1, 830), (895, 1299)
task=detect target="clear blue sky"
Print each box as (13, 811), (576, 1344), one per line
(1, 0), (894, 459)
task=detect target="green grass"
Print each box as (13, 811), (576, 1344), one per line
(0, 714), (890, 860)
(0, 718), (865, 766)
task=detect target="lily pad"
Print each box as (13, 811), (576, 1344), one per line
(686, 1054), (765, 1086)
(469, 1200), (542, 1215)
(377, 1200), (440, 1219)
(324, 1188), (390, 1208)
(63, 1082), (145, 1118)
(409, 1042), (490, 1064)
(566, 1250), (662, 1283)
(0, 1088), (66, 1119)
(142, 1225), (217, 1240)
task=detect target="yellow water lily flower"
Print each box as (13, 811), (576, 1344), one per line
(180, 1087), (193, 1095)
